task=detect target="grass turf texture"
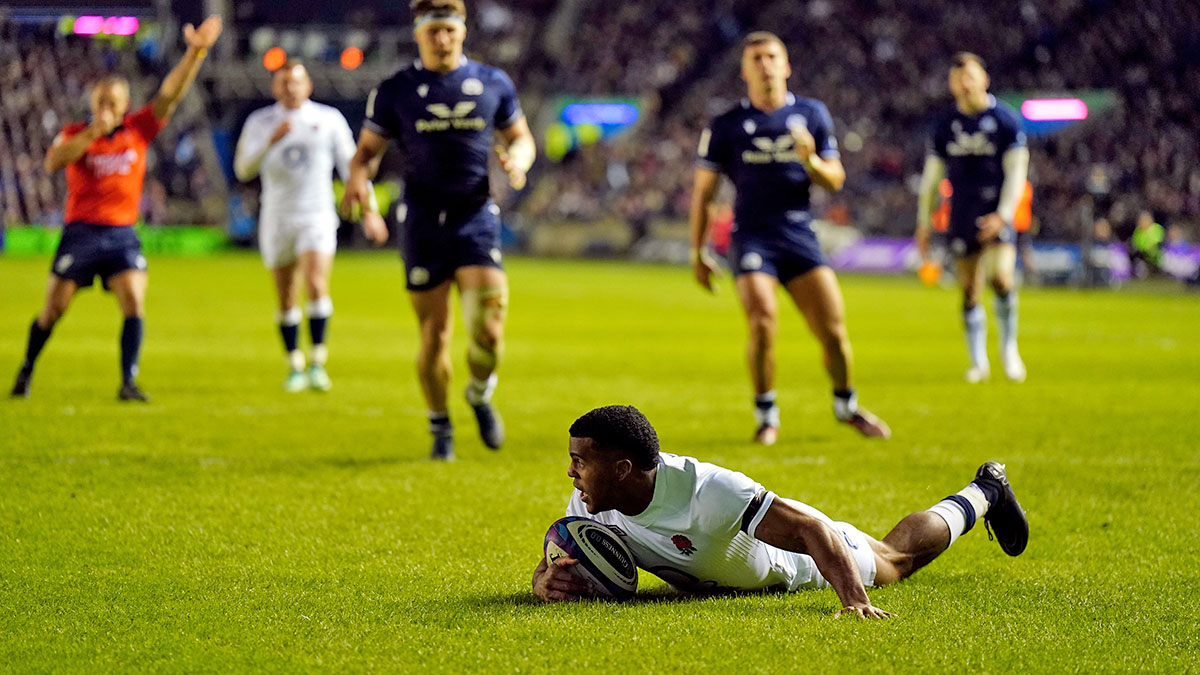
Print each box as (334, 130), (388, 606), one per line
(1, 252), (1197, 671)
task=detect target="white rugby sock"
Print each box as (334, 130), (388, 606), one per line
(995, 291), (1018, 353)
(963, 304), (989, 370)
(833, 389), (857, 421)
(311, 344), (328, 367)
(927, 484), (990, 546)
(288, 350), (306, 372)
(754, 391), (780, 428)
(466, 373), (497, 405)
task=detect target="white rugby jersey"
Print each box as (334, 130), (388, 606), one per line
(566, 453), (837, 593)
(234, 100), (356, 222)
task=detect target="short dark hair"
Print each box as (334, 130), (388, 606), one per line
(569, 405), (660, 471)
(951, 52), (986, 71)
(742, 31), (786, 54)
(411, 0), (466, 20)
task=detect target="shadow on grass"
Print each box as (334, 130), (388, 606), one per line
(463, 586), (831, 617)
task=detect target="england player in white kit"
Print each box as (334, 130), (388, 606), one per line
(235, 61), (375, 391)
(533, 406), (1029, 617)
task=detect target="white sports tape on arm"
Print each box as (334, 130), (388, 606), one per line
(996, 147), (1029, 225)
(916, 155), (946, 231)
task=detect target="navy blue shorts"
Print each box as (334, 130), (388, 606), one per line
(728, 227), (825, 284)
(401, 200), (503, 291)
(50, 223), (147, 290)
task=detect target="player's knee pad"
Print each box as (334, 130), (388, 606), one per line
(307, 296), (333, 319)
(277, 306), (303, 326)
(461, 286), (507, 370)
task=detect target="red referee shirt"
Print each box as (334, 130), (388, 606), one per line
(60, 104), (164, 226)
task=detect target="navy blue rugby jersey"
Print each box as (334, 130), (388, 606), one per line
(697, 93), (839, 233)
(364, 57), (522, 203)
(928, 95), (1026, 229)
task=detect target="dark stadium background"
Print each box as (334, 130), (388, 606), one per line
(2, 0), (1198, 283)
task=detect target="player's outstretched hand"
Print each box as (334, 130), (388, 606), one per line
(533, 557), (592, 602)
(361, 211), (388, 245)
(183, 15), (222, 50)
(691, 249), (721, 294)
(976, 212), (1005, 243)
(835, 603), (894, 620)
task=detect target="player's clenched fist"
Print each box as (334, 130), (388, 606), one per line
(361, 210), (388, 245)
(976, 212), (1005, 242)
(690, 248), (721, 293)
(269, 120), (291, 145)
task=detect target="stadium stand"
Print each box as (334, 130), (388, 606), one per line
(2, 1), (1196, 247)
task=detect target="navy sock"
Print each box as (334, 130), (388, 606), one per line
(120, 317), (143, 383)
(309, 316), (328, 348)
(280, 323), (300, 353)
(22, 318), (53, 371)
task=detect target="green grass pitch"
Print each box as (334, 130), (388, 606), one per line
(2, 252), (1197, 671)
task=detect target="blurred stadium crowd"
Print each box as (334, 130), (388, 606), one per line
(2, 0), (1197, 244)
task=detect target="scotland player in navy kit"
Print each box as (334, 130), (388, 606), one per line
(340, 0), (535, 460)
(689, 33), (890, 445)
(916, 53), (1029, 383)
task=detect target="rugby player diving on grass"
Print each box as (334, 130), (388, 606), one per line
(532, 406), (1028, 618)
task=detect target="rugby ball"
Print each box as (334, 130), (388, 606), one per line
(544, 516), (638, 599)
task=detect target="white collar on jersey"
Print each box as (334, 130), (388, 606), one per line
(413, 55), (468, 71)
(740, 92), (796, 109)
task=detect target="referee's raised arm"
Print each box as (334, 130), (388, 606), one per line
(149, 15), (222, 122)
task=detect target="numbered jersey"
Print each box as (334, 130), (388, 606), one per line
(566, 453), (837, 593)
(363, 57), (522, 206)
(928, 95), (1026, 233)
(235, 100), (356, 223)
(696, 94), (839, 233)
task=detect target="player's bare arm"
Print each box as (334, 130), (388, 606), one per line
(43, 124), (104, 173)
(915, 155), (946, 260)
(150, 15), (222, 122)
(687, 167), (723, 292)
(342, 128), (389, 244)
(532, 557), (591, 602)
(790, 123), (845, 192)
(495, 116), (535, 191)
(753, 500), (893, 619)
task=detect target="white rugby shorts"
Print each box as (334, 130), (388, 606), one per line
(258, 213), (338, 268)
